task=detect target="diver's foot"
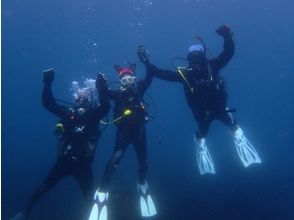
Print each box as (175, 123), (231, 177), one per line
(233, 127), (262, 167)
(194, 136), (216, 175)
(88, 189), (109, 220)
(138, 181), (157, 217)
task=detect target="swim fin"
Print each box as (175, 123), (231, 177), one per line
(233, 127), (262, 167)
(194, 135), (216, 175)
(138, 182), (157, 217)
(88, 189), (108, 220)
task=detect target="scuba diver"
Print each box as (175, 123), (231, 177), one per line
(137, 25), (261, 175)
(11, 68), (110, 220)
(88, 64), (157, 220)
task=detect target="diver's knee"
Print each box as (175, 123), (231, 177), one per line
(195, 130), (204, 139)
(230, 121), (239, 132)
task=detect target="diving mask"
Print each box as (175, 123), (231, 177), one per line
(120, 75), (136, 86)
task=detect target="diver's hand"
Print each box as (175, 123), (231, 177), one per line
(43, 68), (55, 85)
(137, 45), (149, 64)
(216, 25), (233, 38)
(96, 73), (108, 89)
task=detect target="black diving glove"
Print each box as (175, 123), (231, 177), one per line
(216, 25), (233, 38)
(96, 73), (108, 90)
(43, 68), (55, 85)
(137, 45), (149, 64)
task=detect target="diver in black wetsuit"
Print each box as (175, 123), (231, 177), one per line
(11, 69), (110, 220)
(100, 64), (152, 189)
(88, 64), (157, 220)
(138, 25), (261, 175)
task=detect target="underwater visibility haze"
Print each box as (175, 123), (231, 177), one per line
(2, 0), (294, 219)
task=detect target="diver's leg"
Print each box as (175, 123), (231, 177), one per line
(218, 107), (238, 131)
(74, 140), (97, 203)
(99, 128), (129, 192)
(23, 159), (68, 217)
(88, 129), (129, 220)
(194, 117), (215, 175)
(195, 117), (212, 139)
(132, 125), (148, 184)
(73, 160), (94, 204)
(132, 125), (157, 217)
(219, 108), (262, 167)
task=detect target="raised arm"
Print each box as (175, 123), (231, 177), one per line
(42, 69), (67, 118)
(212, 25), (235, 71)
(137, 64), (154, 94)
(137, 45), (181, 82)
(93, 73), (111, 120)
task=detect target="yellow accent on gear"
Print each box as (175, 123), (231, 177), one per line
(177, 67), (194, 93)
(56, 123), (65, 132)
(100, 109), (133, 125)
(123, 109), (132, 116)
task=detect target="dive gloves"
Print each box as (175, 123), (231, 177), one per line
(216, 24), (233, 37)
(43, 68), (55, 85)
(137, 45), (149, 64)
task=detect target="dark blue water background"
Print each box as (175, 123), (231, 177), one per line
(2, 0), (294, 219)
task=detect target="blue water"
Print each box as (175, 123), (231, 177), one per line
(3, 0), (294, 219)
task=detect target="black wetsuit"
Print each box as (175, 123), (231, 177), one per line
(144, 35), (237, 138)
(24, 82), (110, 216)
(100, 71), (153, 191)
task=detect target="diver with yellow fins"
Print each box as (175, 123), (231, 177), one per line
(11, 69), (110, 220)
(88, 64), (157, 220)
(137, 25), (262, 175)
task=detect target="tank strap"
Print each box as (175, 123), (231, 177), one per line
(177, 67), (194, 93)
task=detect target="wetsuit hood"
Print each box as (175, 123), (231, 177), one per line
(187, 44), (206, 69)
